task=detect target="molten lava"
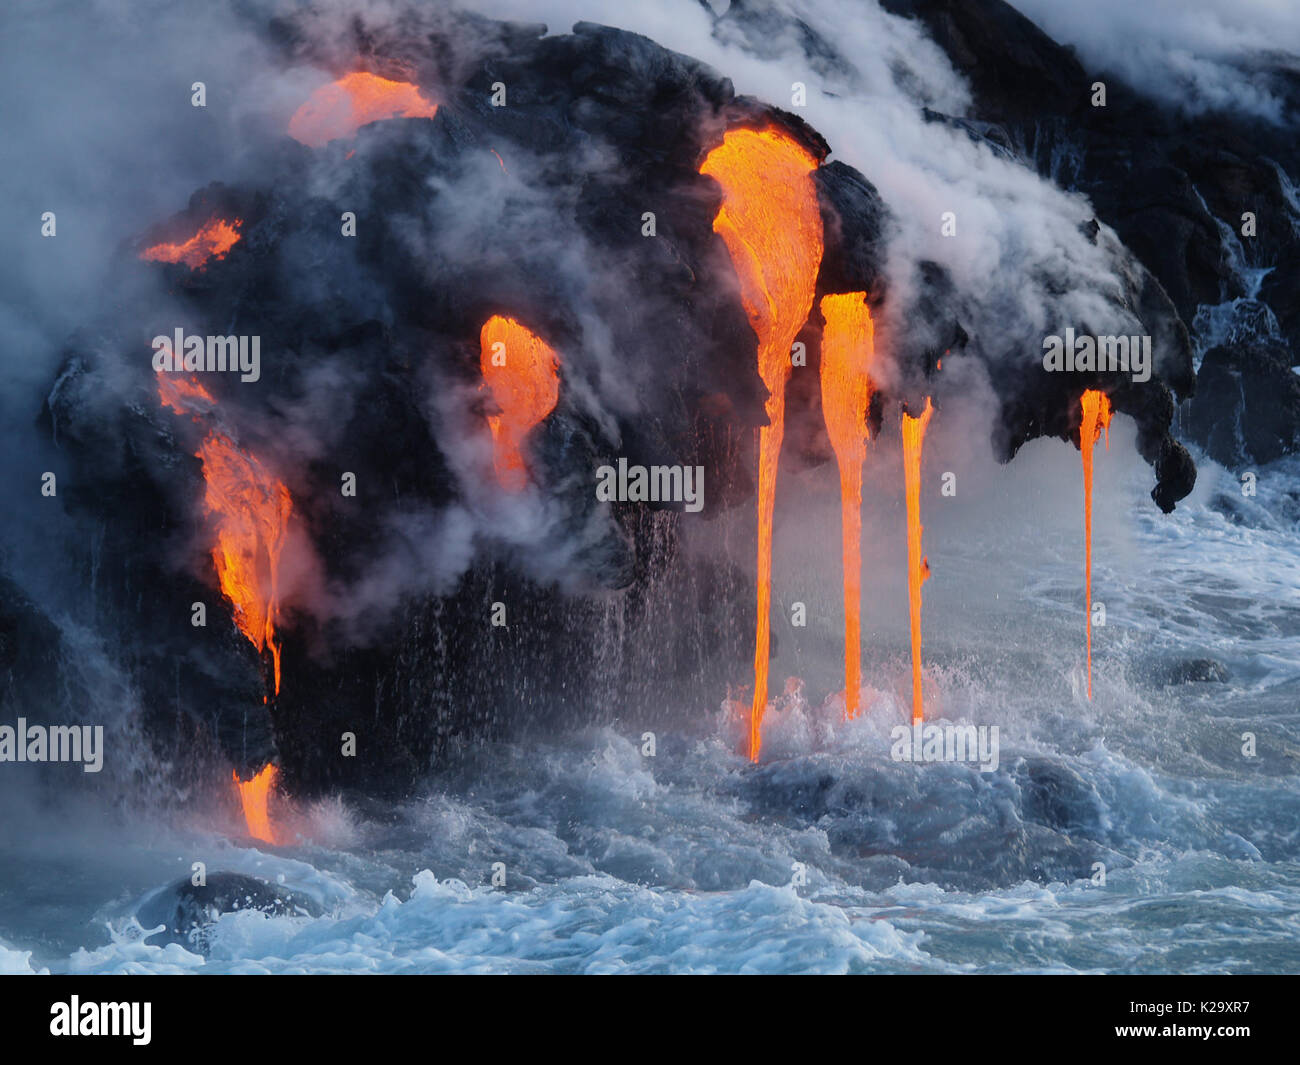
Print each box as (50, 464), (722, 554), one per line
(700, 126), (824, 761)
(233, 764), (279, 844)
(141, 217), (242, 271)
(199, 434), (292, 695)
(1079, 388), (1113, 700)
(156, 374), (292, 695)
(902, 398), (934, 725)
(156, 373), (216, 417)
(288, 71), (437, 148)
(479, 315), (561, 492)
(819, 292), (877, 720)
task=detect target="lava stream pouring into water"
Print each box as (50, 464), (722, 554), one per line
(232, 764), (279, 844)
(199, 434), (292, 696)
(818, 293), (877, 720)
(1079, 389), (1112, 699)
(156, 374), (292, 696)
(902, 398), (934, 725)
(288, 71), (438, 147)
(479, 315), (561, 492)
(700, 126), (824, 761)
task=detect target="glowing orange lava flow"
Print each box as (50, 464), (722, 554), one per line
(141, 217), (242, 271)
(479, 315), (560, 492)
(156, 375), (292, 694)
(701, 127), (824, 762)
(902, 398), (934, 725)
(1079, 389), (1113, 700)
(819, 293), (877, 720)
(288, 71), (438, 147)
(199, 435), (292, 695)
(156, 373), (217, 416)
(233, 764), (279, 843)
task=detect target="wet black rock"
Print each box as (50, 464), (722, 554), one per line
(1017, 758), (1106, 837)
(1146, 657), (1232, 686)
(1188, 339), (1300, 467)
(0, 574), (63, 717)
(136, 872), (321, 953)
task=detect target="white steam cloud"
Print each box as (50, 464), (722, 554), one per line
(1010, 0), (1300, 122)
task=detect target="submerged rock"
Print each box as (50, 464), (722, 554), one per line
(136, 872), (320, 953)
(1145, 657), (1232, 686)
(1017, 758), (1107, 836)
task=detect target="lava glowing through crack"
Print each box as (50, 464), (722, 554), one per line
(141, 217), (242, 271)
(1080, 388), (1113, 700)
(819, 292), (876, 720)
(700, 126), (824, 761)
(902, 398), (933, 725)
(288, 71), (438, 147)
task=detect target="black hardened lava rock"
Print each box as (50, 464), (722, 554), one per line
(42, 7), (1217, 797)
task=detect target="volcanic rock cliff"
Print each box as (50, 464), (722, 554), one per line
(26, 2), (1291, 799)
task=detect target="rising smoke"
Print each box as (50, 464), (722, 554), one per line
(1010, 0), (1300, 123)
